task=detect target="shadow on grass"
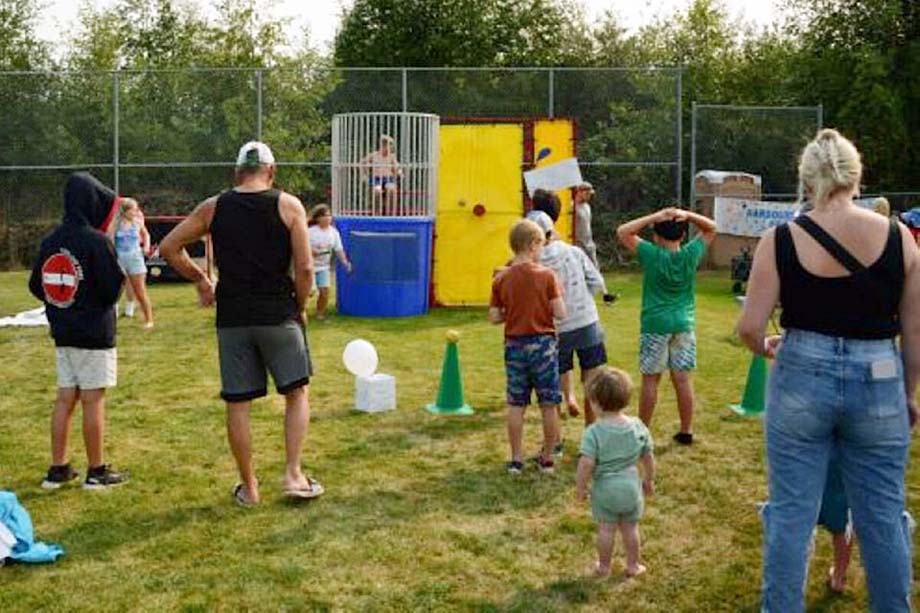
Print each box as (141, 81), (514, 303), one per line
(456, 574), (612, 611)
(44, 503), (224, 558)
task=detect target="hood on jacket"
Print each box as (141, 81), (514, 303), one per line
(63, 172), (119, 231)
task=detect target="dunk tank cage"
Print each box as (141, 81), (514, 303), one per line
(331, 113), (440, 317)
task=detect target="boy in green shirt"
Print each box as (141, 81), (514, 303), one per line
(616, 207), (716, 445)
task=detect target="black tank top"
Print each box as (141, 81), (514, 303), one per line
(776, 218), (904, 339)
(210, 189), (296, 327)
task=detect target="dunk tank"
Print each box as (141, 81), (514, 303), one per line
(331, 112), (577, 315)
(331, 113), (439, 317)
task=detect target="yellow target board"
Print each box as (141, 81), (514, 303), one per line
(434, 119), (576, 306)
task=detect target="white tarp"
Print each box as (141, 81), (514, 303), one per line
(714, 197), (797, 238)
(523, 158), (583, 196)
(0, 306), (48, 327)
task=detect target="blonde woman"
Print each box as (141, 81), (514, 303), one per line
(738, 129), (919, 612)
(110, 198), (154, 328)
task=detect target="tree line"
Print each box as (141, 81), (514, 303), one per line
(0, 0), (917, 267)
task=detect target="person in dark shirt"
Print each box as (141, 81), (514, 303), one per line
(29, 172), (128, 490)
(160, 142), (322, 506)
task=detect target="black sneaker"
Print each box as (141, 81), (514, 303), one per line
(83, 465), (128, 490)
(535, 456), (555, 474)
(41, 464), (79, 490)
(673, 432), (694, 446)
(506, 461), (524, 475)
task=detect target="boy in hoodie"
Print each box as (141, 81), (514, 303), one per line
(529, 189), (616, 422)
(616, 207), (716, 445)
(29, 172), (128, 489)
(525, 209), (608, 432)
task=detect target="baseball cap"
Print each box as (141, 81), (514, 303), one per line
(236, 141), (275, 167)
(525, 210), (555, 236)
(578, 181), (595, 193)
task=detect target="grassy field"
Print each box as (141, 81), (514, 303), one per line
(0, 270), (917, 612)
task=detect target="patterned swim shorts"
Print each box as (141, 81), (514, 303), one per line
(504, 334), (562, 407)
(639, 331), (696, 375)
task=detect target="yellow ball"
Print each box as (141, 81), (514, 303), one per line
(446, 329), (460, 343)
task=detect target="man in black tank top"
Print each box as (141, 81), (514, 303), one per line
(160, 141), (324, 505)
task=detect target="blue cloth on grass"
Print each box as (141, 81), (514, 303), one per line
(0, 490), (65, 564)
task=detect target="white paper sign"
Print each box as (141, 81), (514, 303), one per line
(714, 197), (797, 238)
(523, 158), (583, 196)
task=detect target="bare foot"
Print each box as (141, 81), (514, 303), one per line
(593, 561), (611, 578)
(625, 564), (647, 578)
(567, 401), (580, 418)
(828, 567), (846, 593)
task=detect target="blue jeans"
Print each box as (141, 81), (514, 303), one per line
(762, 329), (911, 613)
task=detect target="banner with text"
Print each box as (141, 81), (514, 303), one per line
(714, 197), (797, 238)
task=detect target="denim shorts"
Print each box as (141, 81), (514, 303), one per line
(117, 250), (147, 276)
(314, 269), (331, 289)
(504, 334), (561, 407)
(762, 328), (911, 612)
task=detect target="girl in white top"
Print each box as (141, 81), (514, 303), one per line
(308, 204), (352, 320)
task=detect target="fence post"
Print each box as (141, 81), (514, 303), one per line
(113, 71), (120, 194)
(256, 69), (263, 141)
(817, 103), (823, 129)
(401, 68), (408, 112)
(548, 68), (554, 118)
(689, 102), (697, 210)
(676, 69), (683, 203)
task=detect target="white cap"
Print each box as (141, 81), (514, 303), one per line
(525, 210), (555, 236)
(578, 181), (594, 193)
(236, 141), (275, 167)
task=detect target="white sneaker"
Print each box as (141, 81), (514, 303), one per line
(124, 301), (136, 317)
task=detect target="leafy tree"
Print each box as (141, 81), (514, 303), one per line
(783, 0), (920, 194)
(333, 0), (590, 67)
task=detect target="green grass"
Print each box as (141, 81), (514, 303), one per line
(0, 270), (917, 611)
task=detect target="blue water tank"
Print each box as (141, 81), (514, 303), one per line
(334, 217), (433, 317)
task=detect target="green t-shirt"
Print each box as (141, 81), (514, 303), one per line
(579, 417), (653, 478)
(637, 237), (706, 334)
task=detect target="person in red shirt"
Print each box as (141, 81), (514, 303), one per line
(490, 219), (567, 475)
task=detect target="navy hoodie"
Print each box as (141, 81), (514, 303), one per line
(28, 173), (124, 349)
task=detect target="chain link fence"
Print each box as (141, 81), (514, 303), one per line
(690, 103), (824, 203)
(0, 66), (683, 268)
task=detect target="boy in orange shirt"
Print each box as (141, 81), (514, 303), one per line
(490, 219), (567, 474)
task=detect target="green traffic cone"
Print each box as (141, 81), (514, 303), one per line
(729, 354), (768, 417)
(426, 330), (474, 415)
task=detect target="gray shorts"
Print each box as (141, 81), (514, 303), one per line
(217, 320), (312, 402)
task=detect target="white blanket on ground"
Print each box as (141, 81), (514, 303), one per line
(0, 306), (48, 327)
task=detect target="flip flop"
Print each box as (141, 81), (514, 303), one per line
(283, 477), (325, 500)
(233, 483), (257, 508)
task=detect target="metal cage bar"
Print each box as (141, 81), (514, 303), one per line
(331, 112), (439, 218)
